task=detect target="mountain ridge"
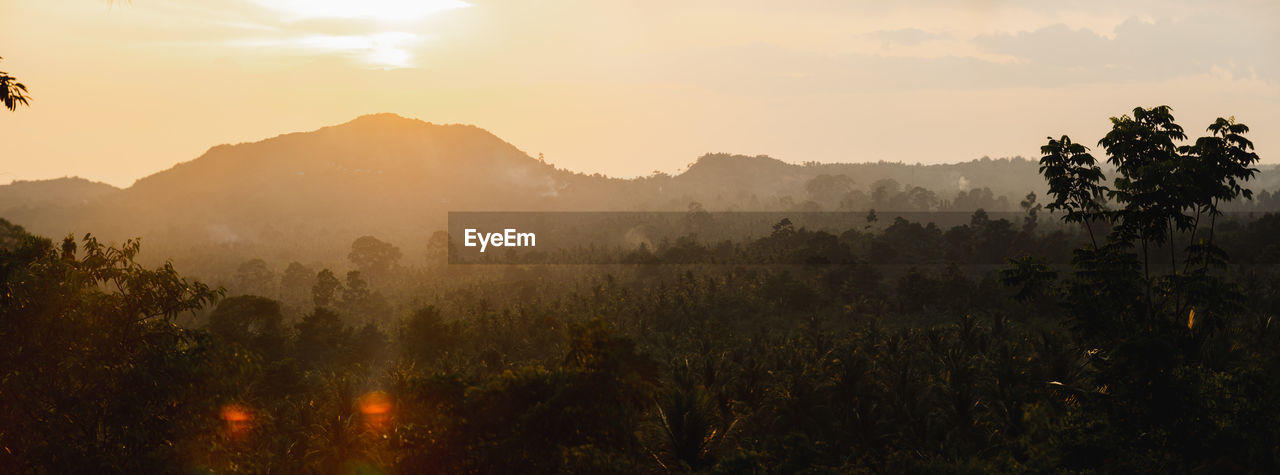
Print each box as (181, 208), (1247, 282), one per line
(4, 113), (1277, 272)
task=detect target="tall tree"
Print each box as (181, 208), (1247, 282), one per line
(312, 269), (342, 308)
(1180, 117), (1260, 270)
(1098, 105), (1190, 275)
(348, 236), (401, 277)
(1039, 135), (1107, 247)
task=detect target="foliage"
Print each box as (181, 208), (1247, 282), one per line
(0, 233), (220, 471)
(0, 57), (30, 111)
(1039, 136), (1106, 246)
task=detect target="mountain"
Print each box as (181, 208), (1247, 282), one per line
(3, 114), (582, 267)
(2, 113), (1275, 273)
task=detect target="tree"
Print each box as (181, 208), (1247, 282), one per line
(650, 363), (735, 471)
(339, 271), (391, 323)
(870, 178), (902, 210)
(425, 230), (452, 266)
(207, 295), (285, 358)
(1039, 136), (1106, 247)
(400, 306), (453, 364)
(1180, 116), (1260, 270)
(684, 201), (713, 236)
(294, 307), (352, 369)
(234, 258), (275, 296)
(905, 186), (939, 211)
(969, 208), (989, 228)
(0, 232), (221, 470)
(805, 174), (854, 206)
(348, 236), (401, 277)
(0, 57), (30, 111)
(1000, 255), (1058, 304)
(1089, 107), (1258, 319)
(771, 218), (794, 237)
(1018, 192), (1042, 234)
(312, 269), (342, 308)
(1028, 106), (1271, 471)
(1098, 105), (1190, 276)
(280, 261), (315, 307)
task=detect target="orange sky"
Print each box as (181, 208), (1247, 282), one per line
(1, 1), (1277, 187)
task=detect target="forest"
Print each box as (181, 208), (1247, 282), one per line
(2, 106), (1280, 473)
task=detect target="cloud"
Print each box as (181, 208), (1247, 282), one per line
(648, 11), (1277, 96)
(297, 32), (421, 69)
(229, 32), (423, 69)
(866, 28), (941, 47)
(974, 16), (1279, 85)
(152, 0), (470, 69)
(247, 0), (470, 23)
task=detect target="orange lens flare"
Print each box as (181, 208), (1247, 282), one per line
(357, 391), (393, 433)
(220, 403), (254, 438)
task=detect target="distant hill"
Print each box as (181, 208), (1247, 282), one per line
(667, 153), (1046, 210)
(2, 113), (1276, 273)
(0, 177), (119, 213)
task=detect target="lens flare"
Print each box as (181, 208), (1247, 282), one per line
(358, 391), (394, 433)
(220, 403), (254, 439)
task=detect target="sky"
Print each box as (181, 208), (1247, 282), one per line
(1, 0), (1277, 187)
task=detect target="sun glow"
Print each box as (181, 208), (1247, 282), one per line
(239, 0), (468, 68)
(298, 32), (422, 68)
(252, 0), (470, 23)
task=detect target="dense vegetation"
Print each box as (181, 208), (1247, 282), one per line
(3, 106), (1280, 472)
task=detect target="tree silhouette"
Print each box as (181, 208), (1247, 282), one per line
(279, 261), (315, 307)
(234, 258), (275, 296)
(312, 269), (342, 308)
(1039, 135), (1106, 247)
(1026, 105), (1273, 472)
(348, 236), (401, 277)
(425, 230), (452, 266)
(1180, 116), (1260, 270)
(805, 174), (854, 206)
(0, 57), (30, 111)
(208, 295), (285, 358)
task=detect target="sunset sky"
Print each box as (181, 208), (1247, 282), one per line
(1, 0), (1277, 187)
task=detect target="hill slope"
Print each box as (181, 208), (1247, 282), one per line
(4, 114), (579, 263)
